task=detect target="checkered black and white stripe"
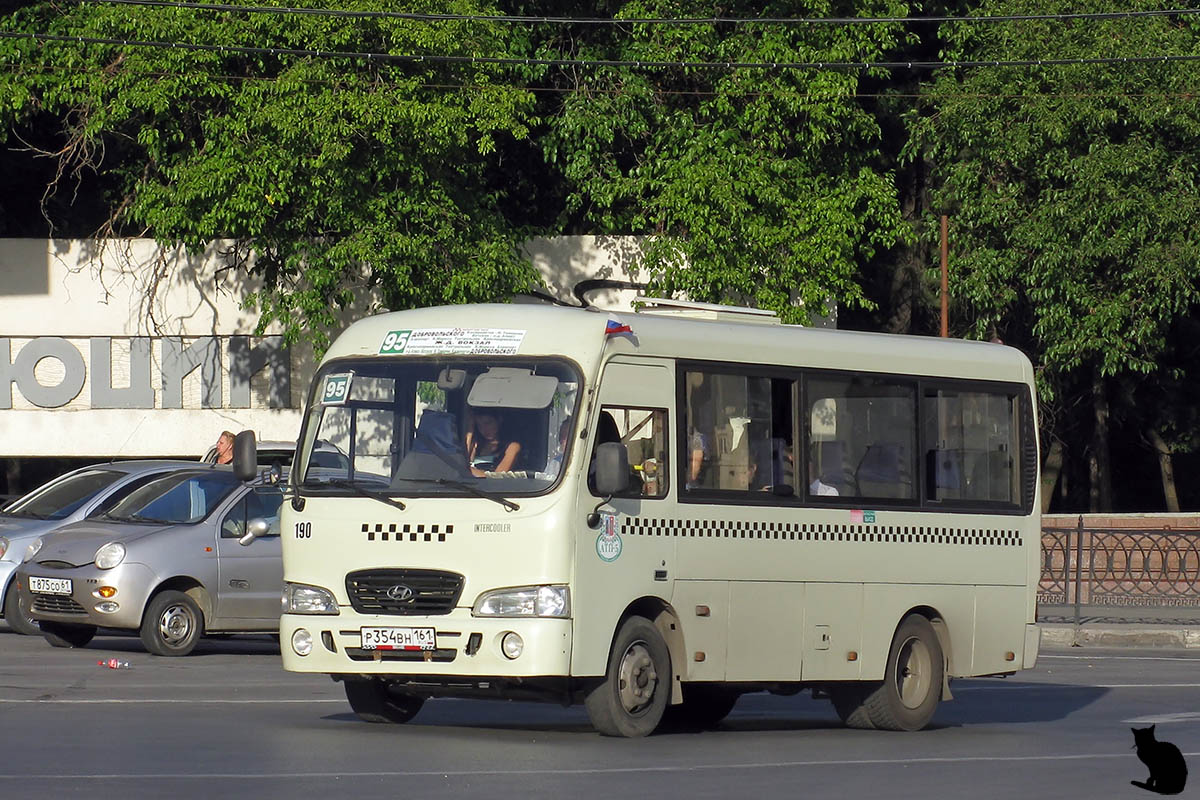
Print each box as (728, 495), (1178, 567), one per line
(362, 522), (452, 543)
(620, 517), (1022, 547)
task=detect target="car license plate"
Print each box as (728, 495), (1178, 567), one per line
(28, 576), (72, 595)
(360, 627), (436, 651)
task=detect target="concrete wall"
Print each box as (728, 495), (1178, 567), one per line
(0, 237), (647, 458)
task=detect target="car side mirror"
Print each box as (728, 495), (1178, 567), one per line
(232, 431), (258, 482)
(238, 517), (272, 546)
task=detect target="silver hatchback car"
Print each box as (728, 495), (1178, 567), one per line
(15, 466), (283, 656)
(1, 461), (203, 636)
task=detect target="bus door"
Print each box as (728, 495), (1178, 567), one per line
(571, 357), (675, 676)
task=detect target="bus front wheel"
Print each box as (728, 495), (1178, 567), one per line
(585, 615), (671, 737)
(344, 678), (425, 724)
(831, 614), (944, 731)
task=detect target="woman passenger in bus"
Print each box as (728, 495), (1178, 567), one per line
(466, 411), (522, 476)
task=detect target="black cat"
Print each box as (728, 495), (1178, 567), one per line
(1131, 725), (1188, 795)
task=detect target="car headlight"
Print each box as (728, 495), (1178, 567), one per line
(282, 582), (339, 615)
(473, 585), (570, 618)
(23, 537), (43, 563)
(0, 536), (8, 560)
(94, 541), (126, 570)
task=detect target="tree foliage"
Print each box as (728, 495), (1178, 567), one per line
(540, 0), (912, 323)
(908, 0), (1200, 508)
(0, 1), (543, 348)
(910, 0), (1200, 388)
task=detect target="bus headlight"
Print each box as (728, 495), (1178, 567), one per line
(282, 582), (339, 615)
(473, 585), (570, 618)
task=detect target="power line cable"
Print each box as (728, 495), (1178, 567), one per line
(69, 0), (1200, 27)
(5, 30), (1200, 71)
(11, 60), (1200, 100)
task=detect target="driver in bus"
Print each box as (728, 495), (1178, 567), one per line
(466, 411), (522, 476)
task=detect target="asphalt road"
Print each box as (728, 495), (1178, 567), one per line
(1, 623), (1197, 800)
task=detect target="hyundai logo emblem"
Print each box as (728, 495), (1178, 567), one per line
(386, 584), (415, 602)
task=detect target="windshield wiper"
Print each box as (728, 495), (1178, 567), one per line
(325, 479), (406, 511)
(127, 514), (173, 524)
(396, 478), (519, 512)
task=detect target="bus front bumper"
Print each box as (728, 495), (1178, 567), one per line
(280, 611), (574, 680)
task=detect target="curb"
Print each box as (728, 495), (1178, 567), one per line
(1040, 623), (1200, 649)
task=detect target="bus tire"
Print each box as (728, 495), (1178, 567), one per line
(585, 615), (671, 737)
(663, 684), (740, 730)
(864, 614), (944, 731)
(344, 679), (425, 724)
(829, 684), (876, 729)
(40, 621), (96, 648)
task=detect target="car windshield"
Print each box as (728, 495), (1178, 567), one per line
(2, 469), (125, 520)
(102, 470), (241, 524)
(296, 357), (581, 497)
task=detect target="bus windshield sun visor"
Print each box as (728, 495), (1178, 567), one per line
(467, 368), (558, 409)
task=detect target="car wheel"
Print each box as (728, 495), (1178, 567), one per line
(140, 590), (204, 656)
(40, 621), (97, 648)
(344, 679), (425, 723)
(3, 580), (40, 636)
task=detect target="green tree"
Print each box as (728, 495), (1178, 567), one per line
(909, 0), (1200, 511)
(0, 1), (543, 349)
(539, 0), (913, 324)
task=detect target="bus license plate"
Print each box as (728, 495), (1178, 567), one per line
(29, 576), (72, 595)
(360, 627), (436, 651)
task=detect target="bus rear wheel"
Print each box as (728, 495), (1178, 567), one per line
(585, 615), (671, 737)
(831, 614), (944, 731)
(344, 678), (425, 724)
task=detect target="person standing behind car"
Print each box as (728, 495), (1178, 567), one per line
(213, 431), (235, 464)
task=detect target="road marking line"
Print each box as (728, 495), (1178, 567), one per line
(0, 698), (346, 704)
(0, 752), (1186, 780)
(1125, 712), (1200, 724)
(1042, 654), (1200, 662)
(956, 683), (1200, 691)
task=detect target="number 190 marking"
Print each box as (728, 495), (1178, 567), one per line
(295, 522), (312, 539)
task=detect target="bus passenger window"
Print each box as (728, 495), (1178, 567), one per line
(806, 375), (917, 501)
(683, 369), (796, 496)
(922, 388), (1020, 506)
(590, 407), (668, 499)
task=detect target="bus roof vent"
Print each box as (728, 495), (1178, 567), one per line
(633, 296), (781, 325)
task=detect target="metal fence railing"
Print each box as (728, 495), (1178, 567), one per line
(1040, 517), (1200, 626)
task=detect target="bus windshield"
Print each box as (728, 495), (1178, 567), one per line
(296, 357), (581, 498)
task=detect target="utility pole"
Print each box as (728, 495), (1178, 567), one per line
(940, 214), (949, 338)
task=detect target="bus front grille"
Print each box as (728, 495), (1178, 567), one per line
(345, 568), (464, 616)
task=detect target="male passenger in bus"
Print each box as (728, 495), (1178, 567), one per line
(685, 372), (715, 490)
(808, 454), (840, 496)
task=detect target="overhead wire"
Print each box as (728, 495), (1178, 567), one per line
(4, 29), (1200, 71)
(65, 0), (1200, 27)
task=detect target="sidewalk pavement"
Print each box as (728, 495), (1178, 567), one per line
(1040, 605), (1200, 648)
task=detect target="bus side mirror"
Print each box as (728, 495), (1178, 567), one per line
(232, 431), (258, 482)
(594, 442), (631, 496)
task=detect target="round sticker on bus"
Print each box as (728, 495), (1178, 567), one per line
(595, 512), (621, 562)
